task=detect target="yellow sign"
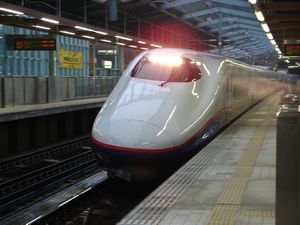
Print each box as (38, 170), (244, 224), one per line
(59, 49), (83, 69)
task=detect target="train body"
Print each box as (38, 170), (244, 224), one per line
(91, 48), (280, 179)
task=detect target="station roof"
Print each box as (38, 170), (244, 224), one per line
(0, 0), (299, 66)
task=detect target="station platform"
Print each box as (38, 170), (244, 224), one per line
(0, 97), (106, 122)
(119, 92), (280, 225)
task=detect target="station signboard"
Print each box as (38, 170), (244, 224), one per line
(97, 49), (117, 55)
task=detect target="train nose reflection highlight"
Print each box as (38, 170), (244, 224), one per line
(100, 120), (175, 149)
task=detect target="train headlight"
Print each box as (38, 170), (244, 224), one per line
(148, 54), (183, 66)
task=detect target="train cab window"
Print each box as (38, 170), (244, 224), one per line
(131, 54), (202, 82)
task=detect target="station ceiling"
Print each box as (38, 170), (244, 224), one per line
(1, 0), (300, 66)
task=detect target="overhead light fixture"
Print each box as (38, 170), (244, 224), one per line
(32, 25), (51, 30)
(60, 30), (75, 35)
(41, 17), (60, 24)
(138, 41), (146, 44)
(82, 35), (95, 39)
(285, 60), (290, 63)
(115, 35), (133, 41)
(128, 45), (137, 48)
(255, 11), (265, 22)
(75, 26), (94, 32)
(140, 47), (148, 50)
(266, 33), (273, 40)
(94, 30), (107, 35)
(270, 40), (276, 45)
(116, 42), (125, 46)
(261, 23), (270, 33)
(100, 39), (111, 43)
(0, 7), (24, 15)
(248, 0), (257, 4)
(150, 44), (162, 48)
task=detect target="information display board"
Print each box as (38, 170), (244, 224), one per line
(284, 44), (300, 56)
(14, 39), (56, 50)
(6, 35), (56, 51)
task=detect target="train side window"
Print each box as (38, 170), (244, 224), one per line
(187, 64), (202, 82)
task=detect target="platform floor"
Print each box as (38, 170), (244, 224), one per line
(0, 97), (106, 122)
(119, 92), (280, 225)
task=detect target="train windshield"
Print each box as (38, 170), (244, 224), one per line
(131, 54), (201, 82)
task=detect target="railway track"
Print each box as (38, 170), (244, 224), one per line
(0, 136), (106, 222)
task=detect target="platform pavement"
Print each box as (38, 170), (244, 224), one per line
(0, 97), (107, 122)
(118, 92), (280, 225)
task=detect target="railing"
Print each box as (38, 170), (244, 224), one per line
(0, 75), (120, 107)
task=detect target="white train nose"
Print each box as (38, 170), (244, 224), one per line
(96, 120), (175, 149)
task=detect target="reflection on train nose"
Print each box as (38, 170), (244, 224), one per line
(98, 120), (175, 149)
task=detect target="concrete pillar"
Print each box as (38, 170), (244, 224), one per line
(117, 45), (125, 73)
(276, 104), (300, 225)
(90, 41), (96, 76)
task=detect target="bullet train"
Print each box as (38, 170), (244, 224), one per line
(91, 48), (280, 180)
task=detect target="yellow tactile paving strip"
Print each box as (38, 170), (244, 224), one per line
(239, 210), (275, 217)
(206, 96), (278, 225)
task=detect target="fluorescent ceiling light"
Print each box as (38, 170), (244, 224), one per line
(261, 23), (270, 33)
(138, 41), (146, 44)
(266, 33), (273, 40)
(0, 7), (24, 15)
(32, 25), (51, 30)
(94, 30), (107, 35)
(82, 35), (95, 39)
(255, 11), (265, 22)
(270, 40), (276, 45)
(140, 47), (148, 50)
(60, 30), (75, 35)
(116, 42), (125, 46)
(75, 26), (94, 32)
(128, 45), (137, 48)
(115, 35), (133, 41)
(248, 0), (257, 4)
(100, 39), (111, 43)
(150, 44), (162, 48)
(41, 17), (59, 24)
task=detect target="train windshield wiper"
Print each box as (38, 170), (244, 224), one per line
(159, 80), (171, 87)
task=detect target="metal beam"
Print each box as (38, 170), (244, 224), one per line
(209, 23), (262, 33)
(160, 0), (201, 9)
(140, 0), (215, 37)
(182, 7), (255, 20)
(222, 29), (266, 39)
(161, 0), (249, 10)
(260, 2), (300, 11)
(266, 13), (300, 21)
(269, 23), (300, 30)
